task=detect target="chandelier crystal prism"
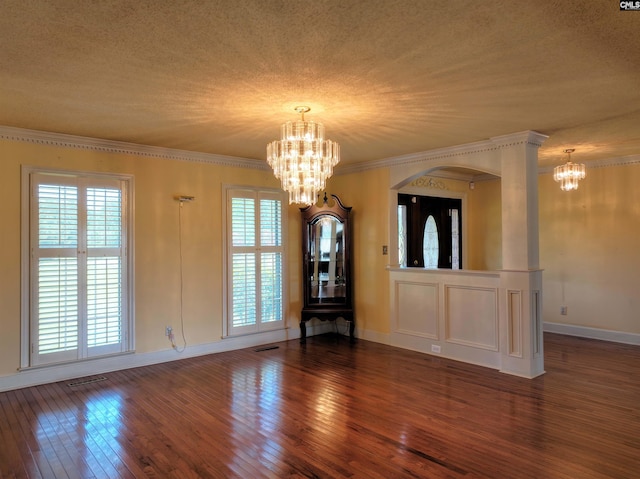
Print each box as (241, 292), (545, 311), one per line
(553, 148), (585, 191)
(266, 106), (340, 205)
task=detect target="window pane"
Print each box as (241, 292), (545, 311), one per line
(398, 205), (407, 267)
(87, 188), (122, 248)
(423, 216), (439, 269)
(87, 257), (122, 347)
(38, 257), (78, 354)
(261, 252), (282, 323)
(232, 198), (255, 246)
(451, 209), (460, 269)
(260, 199), (282, 247)
(38, 184), (78, 248)
(232, 253), (257, 327)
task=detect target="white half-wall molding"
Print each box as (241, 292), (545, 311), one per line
(388, 131), (547, 378)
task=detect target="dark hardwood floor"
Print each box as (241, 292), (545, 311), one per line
(1, 332), (639, 478)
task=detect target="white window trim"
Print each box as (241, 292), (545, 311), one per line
(222, 185), (288, 338)
(20, 166), (135, 369)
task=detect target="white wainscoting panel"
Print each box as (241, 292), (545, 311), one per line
(396, 281), (438, 339)
(445, 285), (499, 351)
(389, 268), (503, 371)
(507, 289), (523, 357)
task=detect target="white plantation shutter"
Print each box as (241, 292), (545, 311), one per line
(260, 198), (281, 247)
(87, 257), (122, 350)
(259, 198), (283, 324)
(260, 252), (282, 323)
(29, 172), (131, 366)
(87, 187), (122, 248)
(37, 257), (78, 355)
(231, 197), (256, 246)
(227, 188), (285, 336)
(232, 253), (257, 328)
(231, 196), (257, 329)
(85, 186), (125, 356)
(38, 184), (78, 248)
(36, 182), (79, 359)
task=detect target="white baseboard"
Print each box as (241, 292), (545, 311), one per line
(544, 322), (640, 346)
(13, 321), (631, 393)
(356, 329), (391, 345)
(0, 324), (334, 393)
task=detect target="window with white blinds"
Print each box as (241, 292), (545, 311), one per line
(27, 171), (133, 367)
(226, 188), (285, 336)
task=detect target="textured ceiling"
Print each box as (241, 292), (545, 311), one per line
(1, 0), (639, 170)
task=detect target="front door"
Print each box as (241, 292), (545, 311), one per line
(398, 194), (461, 269)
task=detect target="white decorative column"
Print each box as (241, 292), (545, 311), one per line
(492, 131), (548, 378)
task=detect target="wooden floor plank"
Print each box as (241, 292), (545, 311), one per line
(0, 333), (639, 478)
(5, 389), (56, 479)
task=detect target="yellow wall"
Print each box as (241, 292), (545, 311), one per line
(539, 164), (640, 334)
(2, 135), (638, 380)
(324, 168), (391, 334)
(466, 178), (502, 270)
(327, 171), (501, 335)
(455, 165), (640, 335)
(0, 143), (22, 375)
(0, 138), (291, 377)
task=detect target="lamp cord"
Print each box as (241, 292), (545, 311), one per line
(172, 201), (188, 352)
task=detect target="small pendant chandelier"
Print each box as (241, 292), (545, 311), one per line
(553, 148), (586, 191)
(267, 106), (340, 205)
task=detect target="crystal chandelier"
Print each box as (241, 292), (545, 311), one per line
(553, 148), (585, 191)
(267, 106), (340, 205)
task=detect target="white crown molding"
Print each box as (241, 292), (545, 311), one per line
(338, 142), (640, 178)
(336, 131), (548, 176)
(0, 125), (270, 170)
(451, 154), (640, 181)
(3, 125), (638, 177)
(489, 130), (549, 148)
(538, 154), (640, 175)
(336, 137), (500, 175)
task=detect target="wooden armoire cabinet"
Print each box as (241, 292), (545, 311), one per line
(300, 194), (354, 343)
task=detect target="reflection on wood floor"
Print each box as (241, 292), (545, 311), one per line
(0, 333), (639, 478)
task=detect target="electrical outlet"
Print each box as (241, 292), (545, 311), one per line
(166, 326), (173, 336)
(382, 245), (388, 255)
(560, 306), (568, 316)
(431, 344), (441, 353)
